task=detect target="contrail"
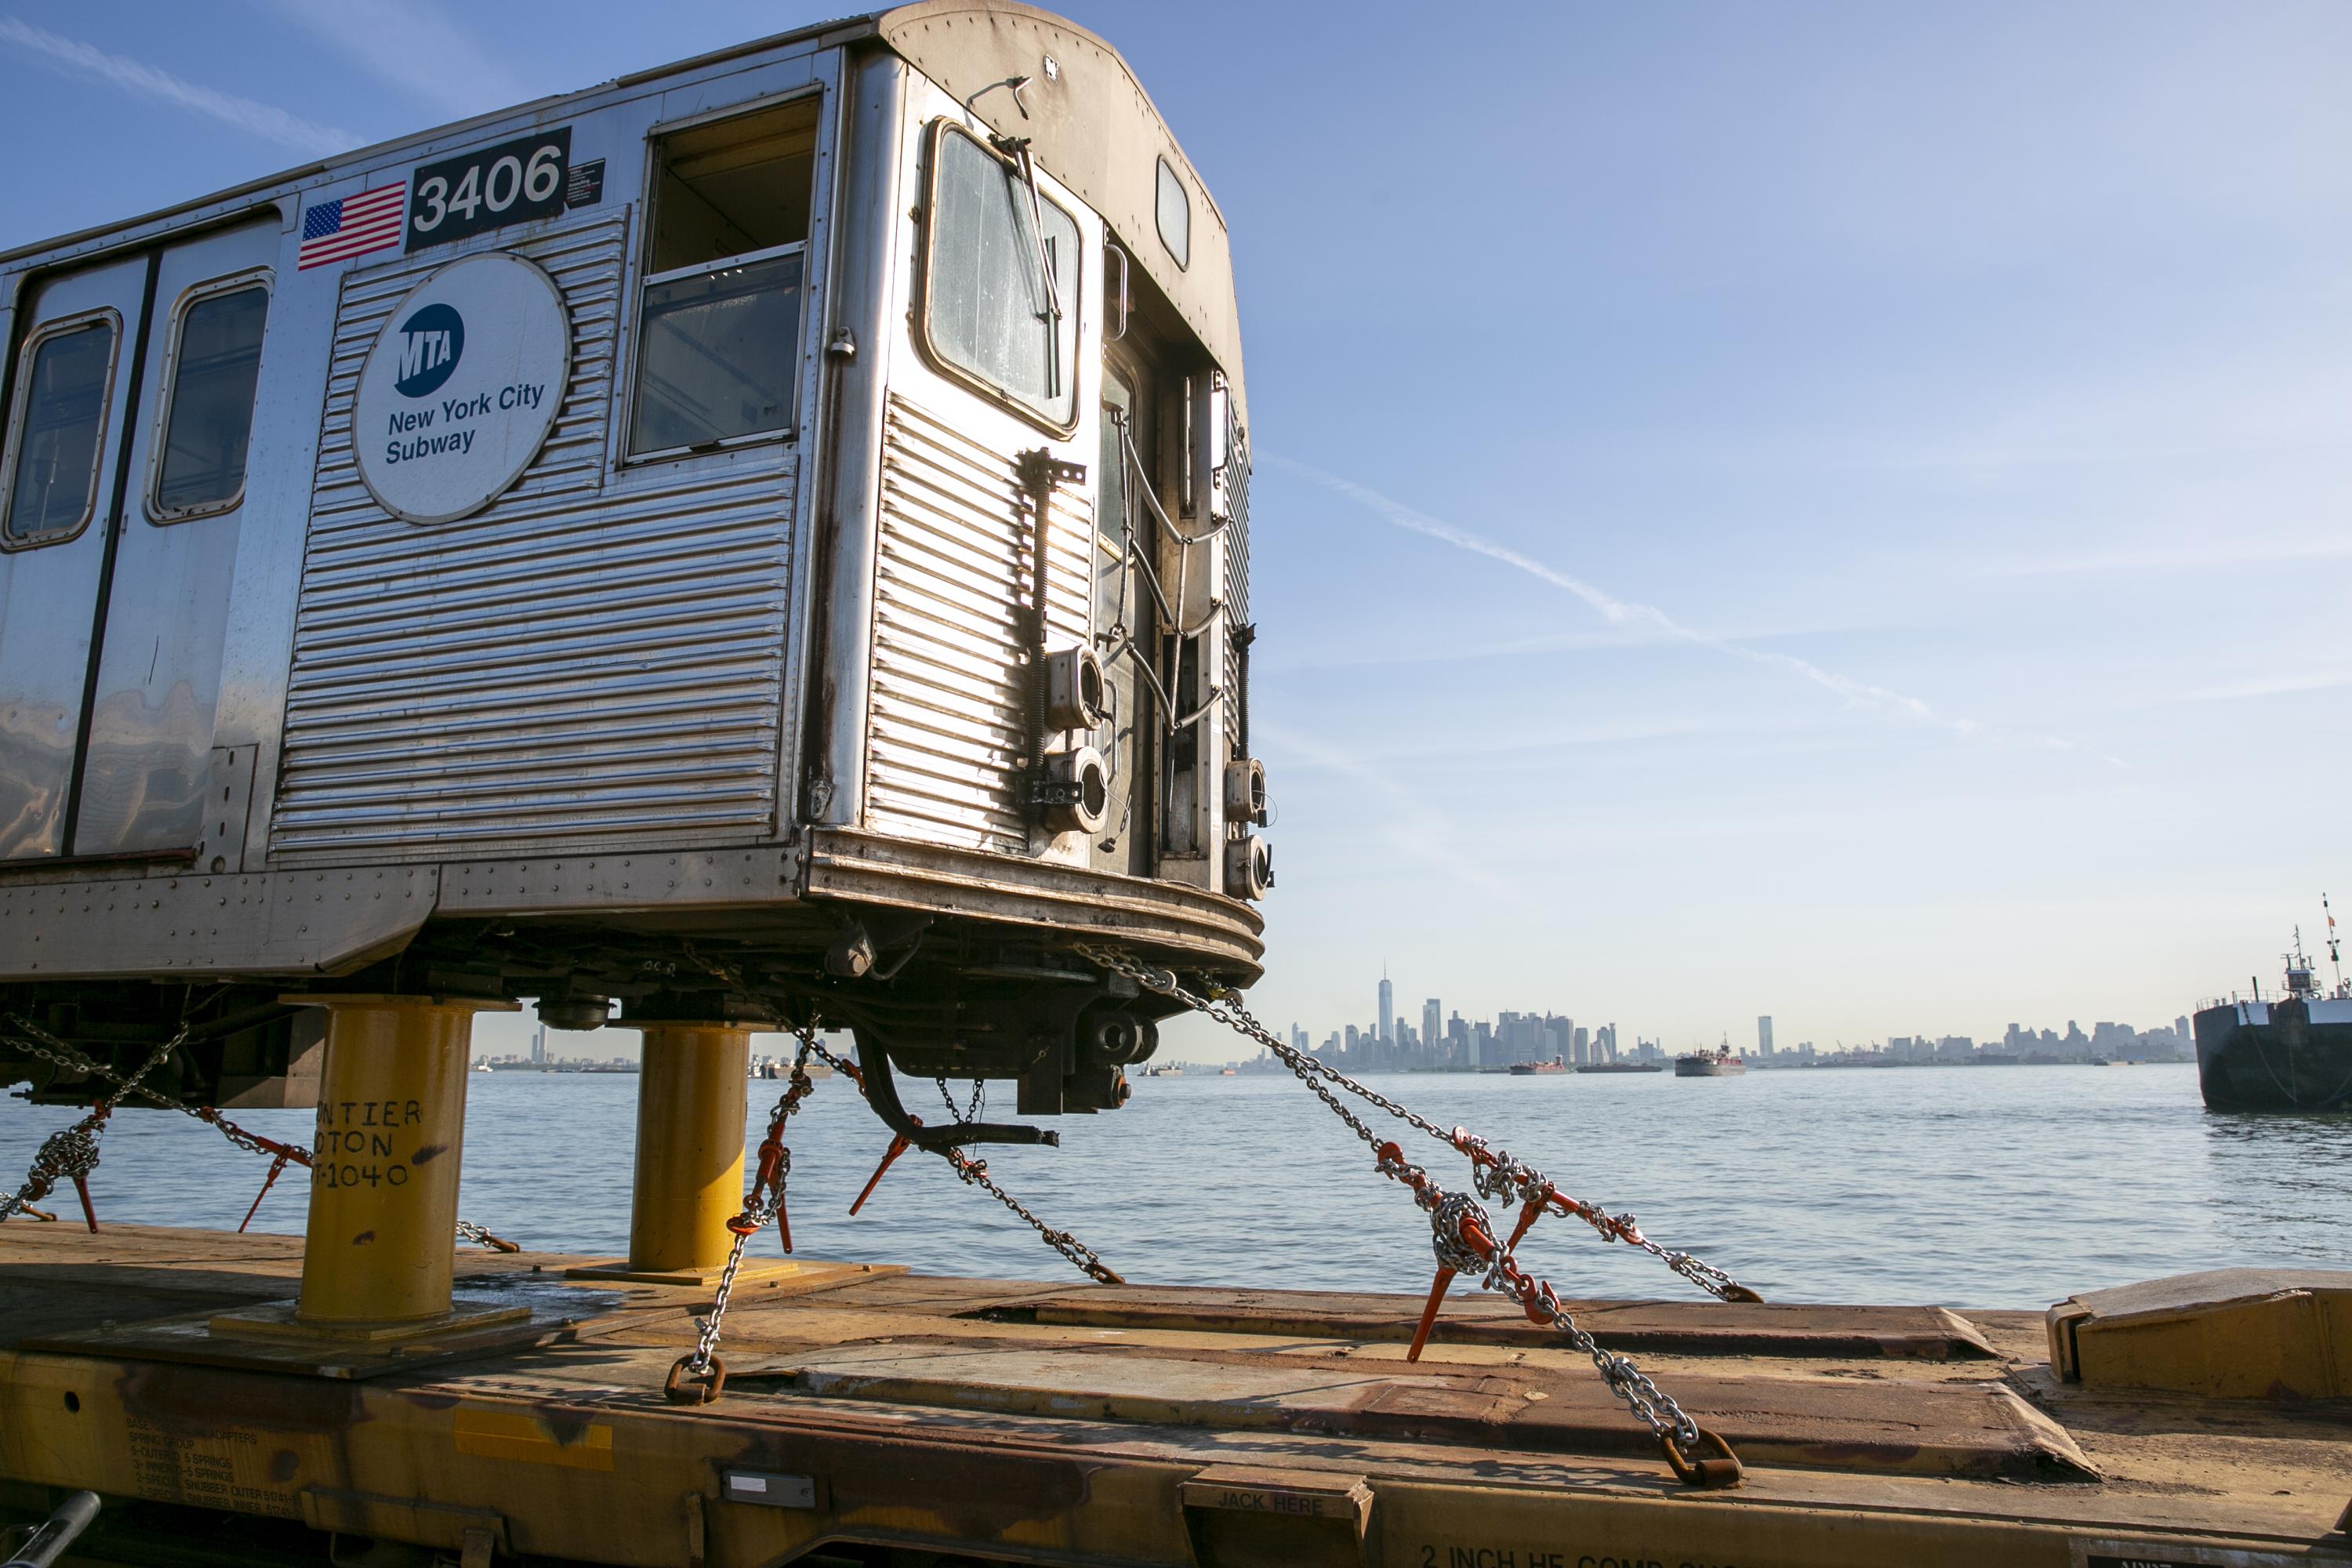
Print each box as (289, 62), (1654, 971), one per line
(1274, 456), (2111, 760)
(0, 17), (358, 156)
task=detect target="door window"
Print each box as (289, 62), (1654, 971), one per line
(2, 313), (118, 545)
(151, 280), (269, 520)
(920, 122), (1082, 432)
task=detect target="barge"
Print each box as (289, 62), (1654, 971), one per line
(5, 1221), (2351, 1566)
(2194, 916), (2352, 1111)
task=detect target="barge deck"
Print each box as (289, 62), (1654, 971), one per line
(3, 1223), (2347, 1567)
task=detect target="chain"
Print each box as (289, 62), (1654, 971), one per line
(837, 1043), (1120, 1286)
(1073, 942), (1740, 1480)
(455, 1219), (521, 1253)
(670, 1025), (825, 1404)
(4, 1015), (514, 1250)
(935, 1145), (1123, 1285)
(1450, 1127), (1759, 1301)
(2, 1024), (188, 1225)
(1061, 953), (1754, 1301)
(937, 1075), (985, 1124)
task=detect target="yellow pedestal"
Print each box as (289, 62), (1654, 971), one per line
(283, 994), (515, 1327)
(622, 1023), (752, 1274)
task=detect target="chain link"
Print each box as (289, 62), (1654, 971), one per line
(1074, 942), (1729, 1465)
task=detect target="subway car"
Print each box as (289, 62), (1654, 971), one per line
(0, 1), (1267, 1127)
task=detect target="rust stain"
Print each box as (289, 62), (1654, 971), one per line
(412, 1144), (449, 1165)
(351, 1230), (376, 1247)
(268, 1449), (299, 1483)
(116, 1363), (364, 1437)
(726, 1425), (1091, 1538)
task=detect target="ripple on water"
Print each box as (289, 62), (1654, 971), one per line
(2, 1063), (2342, 1307)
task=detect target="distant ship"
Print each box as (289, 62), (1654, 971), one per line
(1508, 1057), (1571, 1076)
(2194, 905), (2352, 1112)
(1675, 1040), (1748, 1077)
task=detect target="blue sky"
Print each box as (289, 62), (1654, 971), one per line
(4, 2), (2348, 1058)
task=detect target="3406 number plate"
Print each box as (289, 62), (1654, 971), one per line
(408, 128), (572, 251)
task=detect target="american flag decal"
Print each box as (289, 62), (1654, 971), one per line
(298, 184), (406, 270)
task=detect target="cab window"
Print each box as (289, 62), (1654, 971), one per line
(921, 122), (1081, 431)
(628, 97), (817, 458)
(2, 313), (118, 545)
(151, 280), (269, 520)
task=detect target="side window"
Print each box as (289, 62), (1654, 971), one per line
(628, 97), (818, 459)
(2, 311), (119, 546)
(921, 122), (1082, 432)
(1155, 157), (1190, 270)
(151, 278), (270, 521)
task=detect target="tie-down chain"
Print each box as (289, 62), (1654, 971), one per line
(666, 1026), (1120, 1406)
(1074, 942), (1746, 1490)
(2, 1015), (517, 1251)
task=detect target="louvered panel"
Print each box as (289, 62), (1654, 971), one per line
(270, 214), (797, 860)
(866, 394), (1091, 853)
(1221, 403), (1250, 742)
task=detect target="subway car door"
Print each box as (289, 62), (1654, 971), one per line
(0, 217), (274, 862)
(1091, 359), (1154, 877)
(0, 255), (149, 859)
(71, 220), (274, 859)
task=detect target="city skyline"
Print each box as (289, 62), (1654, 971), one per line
(1276, 971), (2199, 1075)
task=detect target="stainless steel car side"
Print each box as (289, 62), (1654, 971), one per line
(0, 2), (1265, 1119)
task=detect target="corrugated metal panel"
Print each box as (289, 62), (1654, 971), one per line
(866, 393), (1090, 853)
(1221, 401), (1250, 742)
(270, 215), (797, 861)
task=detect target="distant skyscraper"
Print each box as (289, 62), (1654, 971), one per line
(1377, 973), (1394, 1044)
(1757, 1015), (1774, 1056)
(1422, 998), (1440, 1050)
(530, 1024), (546, 1065)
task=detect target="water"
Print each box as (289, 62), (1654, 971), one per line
(5, 1062), (2344, 1308)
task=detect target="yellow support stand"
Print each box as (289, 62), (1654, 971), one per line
(272, 994), (518, 1334)
(626, 1023), (751, 1274)
(569, 1020), (802, 1287)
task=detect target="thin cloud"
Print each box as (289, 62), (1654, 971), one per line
(1254, 719), (1522, 906)
(2179, 669), (2352, 704)
(256, 1), (528, 122)
(0, 17), (358, 156)
(1978, 535), (2352, 579)
(1272, 455), (2118, 764)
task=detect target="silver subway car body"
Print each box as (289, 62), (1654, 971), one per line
(0, 2), (1266, 1120)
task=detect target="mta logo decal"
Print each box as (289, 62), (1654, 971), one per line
(394, 303), (465, 398)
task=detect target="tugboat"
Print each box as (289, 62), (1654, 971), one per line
(2193, 900), (2352, 1111)
(1675, 1038), (1748, 1077)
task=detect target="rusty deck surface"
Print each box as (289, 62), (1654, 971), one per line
(3, 1223), (2349, 1567)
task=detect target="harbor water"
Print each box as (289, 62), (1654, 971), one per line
(3, 1060), (2342, 1309)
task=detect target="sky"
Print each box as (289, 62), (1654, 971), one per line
(3, 2), (2349, 1060)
